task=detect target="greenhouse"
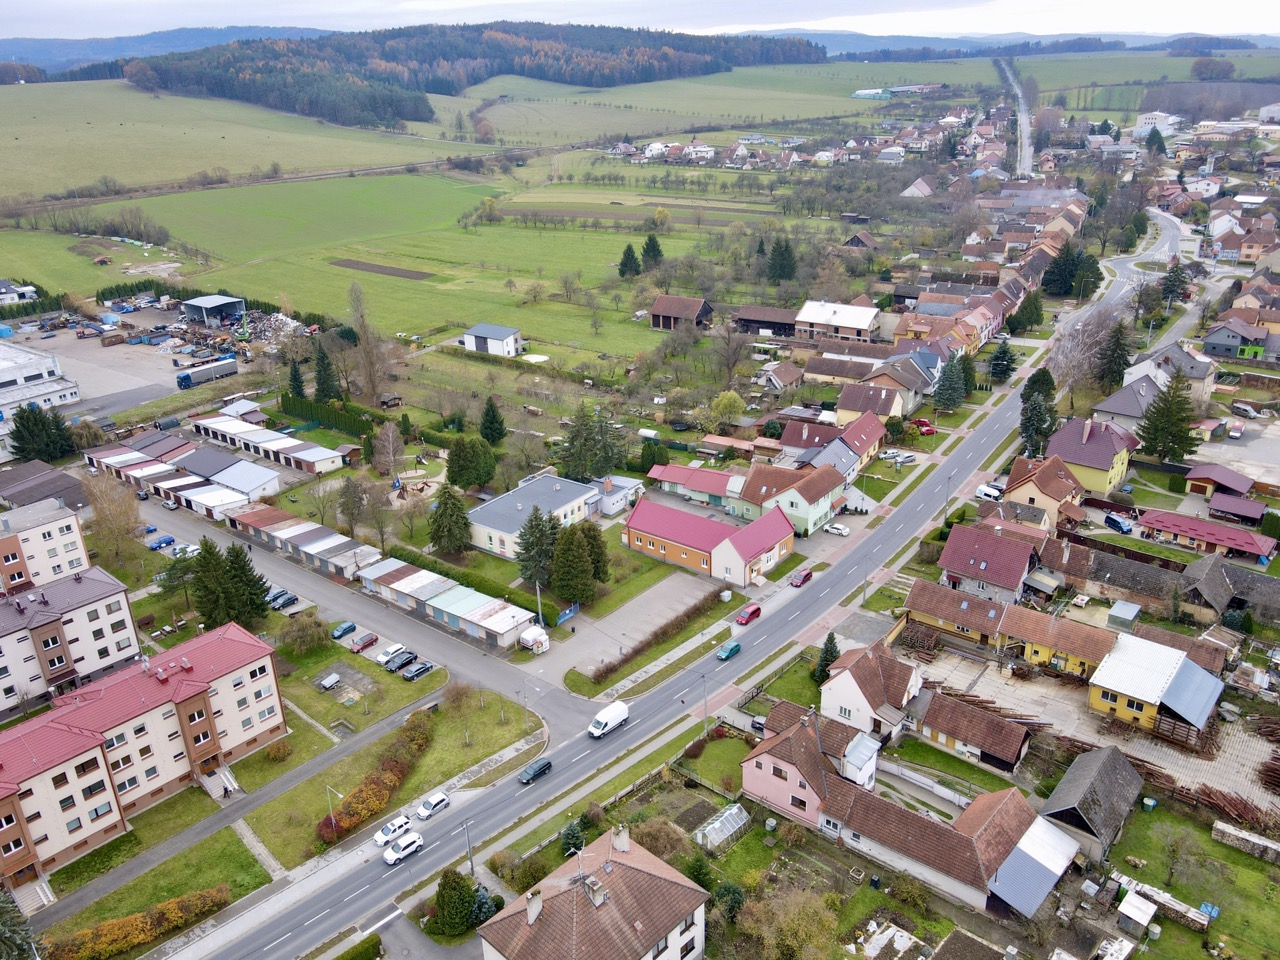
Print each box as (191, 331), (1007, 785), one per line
(693, 802), (751, 853)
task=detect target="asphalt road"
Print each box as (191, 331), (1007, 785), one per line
(163, 211), (1188, 958)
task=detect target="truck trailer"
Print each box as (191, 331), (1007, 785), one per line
(176, 357), (238, 390)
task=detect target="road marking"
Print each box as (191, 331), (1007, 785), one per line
(894, 523), (902, 531)
(752, 637), (765, 645)
(673, 687), (689, 700)
(264, 934), (291, 949)
(342, 884), (370, 902)
(366, 910), (402, 933)
(426, 841), (441, 851)
(304, 910), (329, 926)
(714, 663), (724, 671)
(787, 612), (798, 621)
(573, 751), (589, 762)
(820, 588), (830, 597)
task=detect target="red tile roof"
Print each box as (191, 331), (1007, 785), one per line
(1005, 455), (1084, 503)
(839, 412), (888, 457)
(1138, 510), (1276, 556)
(726, 506), (794, 563)
(826, 641), (918, 710)
(624, 499), (730, 554)
(740, 464), (803, 505)
(1185, 464), (1253, 495)
(906, 580), (1005, 635)
(780, 421), (841, 450)
(953, 788), (1037, 880)
(1000, 605), (1115, 665)
(836, 383), (899, 417)
(650, 295), (711, 320)
(938, 524), (1037, 591)
(645, 464), (733, 497)
(790, 465), (846, 503)
(922, 693), (1029, 764)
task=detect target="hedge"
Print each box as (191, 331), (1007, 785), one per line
(43, 884), (232, 960)
(334, 934), (383, 960)
(388, 545), (559, 627)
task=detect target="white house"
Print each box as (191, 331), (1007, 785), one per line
(463, 324), (523, 357)
(819, 641), (923, 739)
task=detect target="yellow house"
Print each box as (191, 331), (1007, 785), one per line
(903, 580), (1008, 650)
(1044, 418), (1138, 496)
(1088, 634), (1223, 732)
(1000, 606), (1115, 678)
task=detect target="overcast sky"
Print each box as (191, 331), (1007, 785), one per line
(8, 0), (1277, 41)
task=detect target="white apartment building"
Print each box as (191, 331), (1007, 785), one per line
(0, 623), (284, 895)
(0, 498), (87, 591)
(0, 342), (81, 464)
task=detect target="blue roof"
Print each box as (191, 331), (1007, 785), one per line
(465, 323), (521, 340)
(1162, 658), (1224, 730)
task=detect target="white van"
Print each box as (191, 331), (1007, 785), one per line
(587, 702), (629, 738)
(975, 484), (1003, 502)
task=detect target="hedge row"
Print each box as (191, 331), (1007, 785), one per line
(388, 545), (559, 628)
(587, 586), (722, 684)
(280, 394), (381, 438)
(315, 710), (434, 844)
(43, 884), (232, 960)
(334, 934), (383, 960)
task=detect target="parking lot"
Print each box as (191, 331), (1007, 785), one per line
(1192, 414), (1280, 487)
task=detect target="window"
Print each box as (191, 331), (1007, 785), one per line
(790, 795), (807, 811)
(88, 802), (112, 822)
(823, 817), (840, 832)
(23, 812), (39, 824)
(41, 531), (53, 542)
(1100, 690), (1118, 704)
(680, 940), (697, 960)
(162, 709), (175, 719)
(838, 706), (851, 720)
(52, 773), (68, 788)
(237, 697), (248, 710)
(138, 745), (152, 759)
(58, 796), (75, 811)
(956, 625), (972, 635)
(86, 609), (99, 622)
(105, 732), (127, 749)
(51, 564), (63, 575)
(754, 760), (763, 770)
(681, 912), (696, 934)
(105, 601), (122, 614)
(2, 554), (16, 565)
(242, 717), (254, 730)
(1, 687), (12, 699)
(82, 780), (106, 800)
(145, 766), (159, 781)
(68, 557), (83, 570)
(168, 731), (181, 741)
(0, 667), (8, 680)
(975, 580), (987, 591)
(258, 705), (277, 722)
(109, 755), (132, 773)
(772, 765), (787, 781)
(111, 620), (126, 634)
(192, 731), (211, 746)
(74, 758), (99, 777)
(47, 548), (58, 559)
(1, 838), (24, 856)
(652, 936), (669, 958)
(9, 572), (26, 585)
(0, 813), (14, 829)
(254, 687), (271, 702)
(188, 709), (205, 724)
(232, 677), (245, 690)
(249, 665), (267, 681)
(117, 776), (139, 794)
(91, 628), (105, 642)
(47, 655), (66, 669)
(133, 723), (147, 737)
(66, 817), (82, 833)
(115, 637), (132, 652)
(97, 647), (109, 660)
(1126, 699), (1145, 713)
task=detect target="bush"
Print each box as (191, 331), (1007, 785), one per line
(510, 851), (554, 893)
(44, 884), (232, 960)
(714, 881), (746, 923)
(683, 738), (707, 760)
(1168, 473), (1187, 493)
(589, 587), (722, 684)
(582, 801), (606, 828)
(265, 738), (293, 763)
(631, 817), (689, 862)
(1110, 491), (1134, 507)
(333, 934), (383, 960)
(777, 821), (805, 847)
(488, 849), (518, 879)
(888, 872), (931, 914)
(684, 852), (715, 891)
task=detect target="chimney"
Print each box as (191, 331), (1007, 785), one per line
(613, 825), (631, 853)
(38, 591), (48, 605)
(802, 423), (809, 441)
(994, 526), (1003, 536)
(155, 668), (168, 683)
(73, 572), (82, 582)
(603, 477), (613, 493)
(1082, 418), (1093, 444)
(180, 657), (193, 672)
(584, 875), (607, 907)
(526, 890), (542, 926)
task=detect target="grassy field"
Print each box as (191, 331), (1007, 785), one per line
(231, 721), (334, 792)
(0, 80), (488, 198)
(681, 736), (750, 792)
(42, 828), (270, 940)
(764, 658), (820, 708)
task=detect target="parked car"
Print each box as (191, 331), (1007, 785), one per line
(909, 419), (932, 429)
(139, 524), (158, 535)
(790, 568), (812, 588)
(415, 792), (450, 820)
(877, 449), (902, 461)
(975, 484), (1004, 503)
(995, 331), (1011, 340)
(135, 490), (149, 501)
(823, 523), (850, 537)
(383, 831), (424, 865)
(750, 715), (766, 733)
(375, 643), (407, 665)
(162, 500), (179, 510)
(172, 544), (200, 559)
(1229, 421), (1245, 440)
(373, 815), (413, 847)
(384, 650), (419, 673)
(265, 587), (288, 606)
(916, 425), (937, 436)
(517, 758), (553, 785)
(895, 453), (916, 465)
(331, 621), (357, 640)
(402, 661), (435, 681)
(270, 592), (299, 611)
(1104, 513), (1133, 534)
(735, 603), (762, 625)
(148, 535), (176, 551)
(349, 632), (379, 653)
(717, 640), (742, 660)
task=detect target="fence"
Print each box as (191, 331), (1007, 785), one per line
(879, 758), (975, 810)
(556, 602), (581, 626)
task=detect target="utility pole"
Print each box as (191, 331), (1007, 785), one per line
(462, 818), (476, 877)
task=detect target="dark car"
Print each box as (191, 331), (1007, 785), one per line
(270, 592), (299, 611)
(517, 758), (553, 785)
(148, 535), (176, 551)
(402, 661), (435, 681)
(331, 620), (357, 640)
(385, 650), (419, 673)
(135, 490), (149, 501)
(750, 716), (767, 733)
(790, 568), (812, 588)
(349, 632), (379, 653)
(265, 587), (288, 606)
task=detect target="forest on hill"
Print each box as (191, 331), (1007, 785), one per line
(57, 22), (827, 130)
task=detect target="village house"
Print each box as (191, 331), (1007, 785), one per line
(1000, 456), (1086, 529)
(937, 524), (1040, 604)
(834, 383), (904, 424)
(1088, 633), (1223, 738)
(1044, 418), (1137, 496)
(732, 463), (845, 534)
(909, 688), (1031, 773)
(819, 642), (922, 740)
(793, 300), (880, 342)
(1039, 747), (1143, 863)
(467, 474), (600, 557)
(648, 295), (713, 332)
(1135, 510), (1276, 562)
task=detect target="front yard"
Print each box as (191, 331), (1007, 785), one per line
(883, 738), (1022, 797)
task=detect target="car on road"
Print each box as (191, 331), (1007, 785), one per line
(331, 621), (357, 640)
(270, 592), (299, 611)
(909, 419), (932, 428)
(162, 500), (179, 511)
(382, 831), (424, 865)
(373, 815), (413, 847)
(415, 792), (450, 820)
(349, 632), (379, 653)
(790, 568), (812, 587)
(823, 523), (850, 537)
(517, 758), (553, 785)
(385, 650), (419, 673)
(402, 661), (435, 682)
(265, 587), (288, 606)
(916, 424), (937, 436)
(135, 490), (149, 501)
(877, 449), (901, 461)
(717, 640), (742, 660)
(375, 643), (407, 665)
(148, 535), (176, 551)
(735, 603), (762, 625)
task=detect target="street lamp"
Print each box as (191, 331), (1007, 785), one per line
(938, 470), (956, 523)
(325, 784), (344, 834)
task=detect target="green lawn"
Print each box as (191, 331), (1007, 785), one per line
(1109, 804), (1280, 960)
(230, 721), (334, 792)
(683, 736), (749, 792)
(764, 659), (820, 709)
(764, 551), (808, 583)
(857, 476), (897, 502)
(42, 828), (270, 941)
(248, 691), (524, 869)
(625, 627), (732, 699)
(453, 549), (523, 588)
(564, 592), (744, 698)
(862, 587), (906, 614)
(884, 739), (1021, 797)
(48, 788), (219, 897)
(582, 538), (675, 619)
(1091, 532), (1201, 564)
(86, 534), (170, 591)
(275, 642), (449, 735)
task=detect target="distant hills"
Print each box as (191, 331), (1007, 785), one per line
(0, 26), (331, 73)
(762, 29), (1280, 58)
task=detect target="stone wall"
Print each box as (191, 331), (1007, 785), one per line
(1211, 820), (1280, 864)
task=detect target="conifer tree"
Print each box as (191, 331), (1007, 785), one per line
(288, 360), (307, 399)
(480, 396), (506, 446)
(515, 506), (557, 588)
(577, 520), (610, 583)
(224, 543), (270, 625)
(934, 358), (966, 410)
(429, 485), (471, 555)
(618, 243), (642, 278)
(551, 523), (595, 604)
(1137, 368), (1201, 462)
(1095, 321), (1133, 391)
(313, 343), (342, 402)
(988, 341), (1018, 383)
(641, 233), (664, 271)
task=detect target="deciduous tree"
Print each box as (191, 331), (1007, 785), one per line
(337, 475), (367, 531)
(373, 420), (404, 477)
(83, 472), (140, 562)
(709, 390), (746, 427)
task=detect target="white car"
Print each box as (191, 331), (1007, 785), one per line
(416, 791), (450, 820)
(383, 831), (424, 865)
(162, 500), (179, 510)
(375, 643), (407, 665)
(373, 815), (413, 847)
(823, 523), (850, 537)
(877, 449), (901, 461)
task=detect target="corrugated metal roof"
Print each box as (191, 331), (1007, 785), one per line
(987, 817), (1078, 917)
(1162, 658), (1225, 729)
(210, 460), (278, 493)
